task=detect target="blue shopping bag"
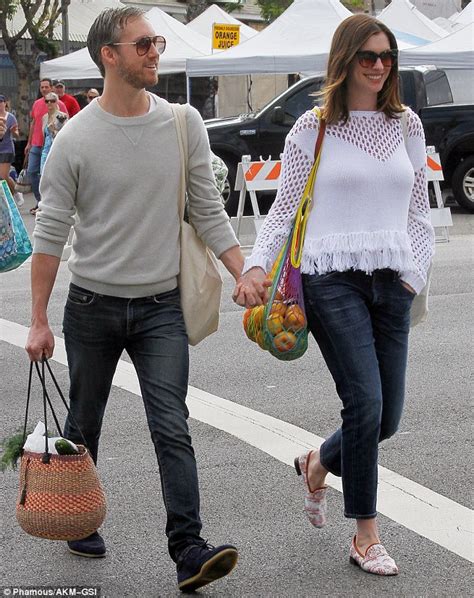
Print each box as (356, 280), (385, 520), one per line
(0, 179), (32, 273)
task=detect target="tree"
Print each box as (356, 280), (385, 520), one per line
(186, 0), (210, 23)
(256, 0), (293, 22)
(0, 0), (64, 138)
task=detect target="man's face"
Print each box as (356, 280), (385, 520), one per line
(39, 80), (52, 97)
(111, 17), (160, 89)
(54, 85), (65, 98)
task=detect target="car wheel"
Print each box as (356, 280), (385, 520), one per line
(452, 156), (474, 212)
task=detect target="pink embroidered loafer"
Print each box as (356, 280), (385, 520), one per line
(349, 536), (399, 576)
(294, 451), (328, 528)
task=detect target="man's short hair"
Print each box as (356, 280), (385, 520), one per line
(40, 78), (53, 86)
(87, 6), (145, 78)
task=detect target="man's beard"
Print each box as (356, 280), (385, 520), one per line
(117, 62), (158, 90)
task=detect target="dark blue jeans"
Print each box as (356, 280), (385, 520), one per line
(303, 269), (414, 519)
(62, 284), (203, 560)
(27, 145), (42, 204)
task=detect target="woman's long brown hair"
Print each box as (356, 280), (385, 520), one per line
(322, 14), (404, 124)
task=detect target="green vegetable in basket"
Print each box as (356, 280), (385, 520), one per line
(55, 438), (79, 455)
(0, 430), (27, 472)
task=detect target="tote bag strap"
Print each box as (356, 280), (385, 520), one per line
(290, 106), (326, 268)
(170, 103), (188, 223)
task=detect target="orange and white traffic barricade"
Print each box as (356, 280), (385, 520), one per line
(232, 155), (281, 245)
(427, 147), (452, 243)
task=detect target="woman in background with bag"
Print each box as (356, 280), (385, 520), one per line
(0, 93), (24, 206)
(40, 92), (68, 176)
(233, 14), (434, 576)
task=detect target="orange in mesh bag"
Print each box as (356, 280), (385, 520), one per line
(243, 107), (326, 360)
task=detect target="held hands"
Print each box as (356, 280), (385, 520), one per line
(232, 267), (272, 308)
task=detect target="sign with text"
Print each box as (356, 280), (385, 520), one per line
(212, 23), (240, 50)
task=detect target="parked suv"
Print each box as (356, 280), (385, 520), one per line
(206, 66), (474, 213)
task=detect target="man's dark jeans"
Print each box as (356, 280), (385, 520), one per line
(62, 284), (202, 560)
(303, 269), (414, 519)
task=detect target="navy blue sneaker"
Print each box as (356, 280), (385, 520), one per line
(177, 542), (238, 592)
(67, 531), (106, 558)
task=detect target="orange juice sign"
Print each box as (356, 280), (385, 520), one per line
(212, 23), (241, 50)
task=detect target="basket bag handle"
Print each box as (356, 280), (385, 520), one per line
(22, 360), (89, 464)
(290, 106), (326, 268)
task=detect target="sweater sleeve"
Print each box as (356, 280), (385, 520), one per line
(243, 110), (318, 274)
(399, 109), (435, 293)
(33, 131), (77, 257)
(185, 105), (239, 258)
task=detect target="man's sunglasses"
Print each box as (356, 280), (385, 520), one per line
(108, 35), (166, 56)
(356, 49), (398, 68)
(45, 99), (57, 103)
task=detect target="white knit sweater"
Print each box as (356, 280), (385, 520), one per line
(244, 108), (434, 294)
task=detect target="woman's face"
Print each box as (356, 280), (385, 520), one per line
(347, 32), (393, 101)
(46, 98), (57, 114)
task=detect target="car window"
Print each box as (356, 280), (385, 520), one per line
(424, 70), (453, 106)
(283, 81), (323, 124)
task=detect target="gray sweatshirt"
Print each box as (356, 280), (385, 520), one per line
(33, 95), (238, 297)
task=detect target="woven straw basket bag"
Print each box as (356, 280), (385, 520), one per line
(16, 361), (106, 541)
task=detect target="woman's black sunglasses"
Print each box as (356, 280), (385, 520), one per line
(109, 35), (166, 57)
(356, 49), (398, 68)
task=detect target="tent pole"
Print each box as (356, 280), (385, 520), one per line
(186, 76), (191, 104)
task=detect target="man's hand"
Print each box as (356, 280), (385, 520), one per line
(24, 142), (31, 155)
(232, 267), (272, 308)
(25, 322), (55, 361)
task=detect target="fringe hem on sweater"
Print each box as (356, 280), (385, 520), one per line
(301, 230), (416, 276)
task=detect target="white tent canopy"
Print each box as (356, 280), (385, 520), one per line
(450, 2), (474, 25)
(400, 22), (474, 68)
(378, 0), (448, 42)
(186, 3), (258, 47)
(41, 6), (210, 79)
(187, 0), (353, 76)
(186, 0), (426, 77)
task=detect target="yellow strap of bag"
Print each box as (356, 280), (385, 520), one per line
(290, 106), (326, 268)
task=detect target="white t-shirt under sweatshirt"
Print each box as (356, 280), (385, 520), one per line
(244, 108), (434, 294)
(33, 94), (238, 298)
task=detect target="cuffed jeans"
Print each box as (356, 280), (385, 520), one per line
(303, 269), (414, 519)
(26, 145), (42, 204)
(62, 284), (203, 560)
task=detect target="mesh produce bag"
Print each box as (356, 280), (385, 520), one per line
(242, 107), (326, 361)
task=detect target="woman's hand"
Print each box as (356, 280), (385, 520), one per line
(400, 281), (416, 295)
(232, 267), (272, 308)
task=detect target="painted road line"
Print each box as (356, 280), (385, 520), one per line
(2, 318), (472, 563)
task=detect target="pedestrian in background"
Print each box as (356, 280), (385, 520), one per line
(0, 93), (24, 205)
(53, 80), (81, 117)
(25, 5), (261, 593)
(25, 78), (68, 214)
(234, 13), (434, 576)
(86, 88), (100, 103)
(40, 92), (68, 174)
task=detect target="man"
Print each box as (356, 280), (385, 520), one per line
(53, 80), (81, 117)
(25, 78), (68, 214)
(25, 6), (266, 593)
(86, 88), (100, 102)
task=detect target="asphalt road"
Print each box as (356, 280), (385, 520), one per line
(1, 194), (472, 597)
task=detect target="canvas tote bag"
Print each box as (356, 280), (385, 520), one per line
(170, 103), (223, 346)
(400, 108), (433, 327)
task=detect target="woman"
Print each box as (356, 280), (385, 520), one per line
(234, 14), (434, 576)
(40, 92), (68, 176)
(0, 94), (23, 205)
